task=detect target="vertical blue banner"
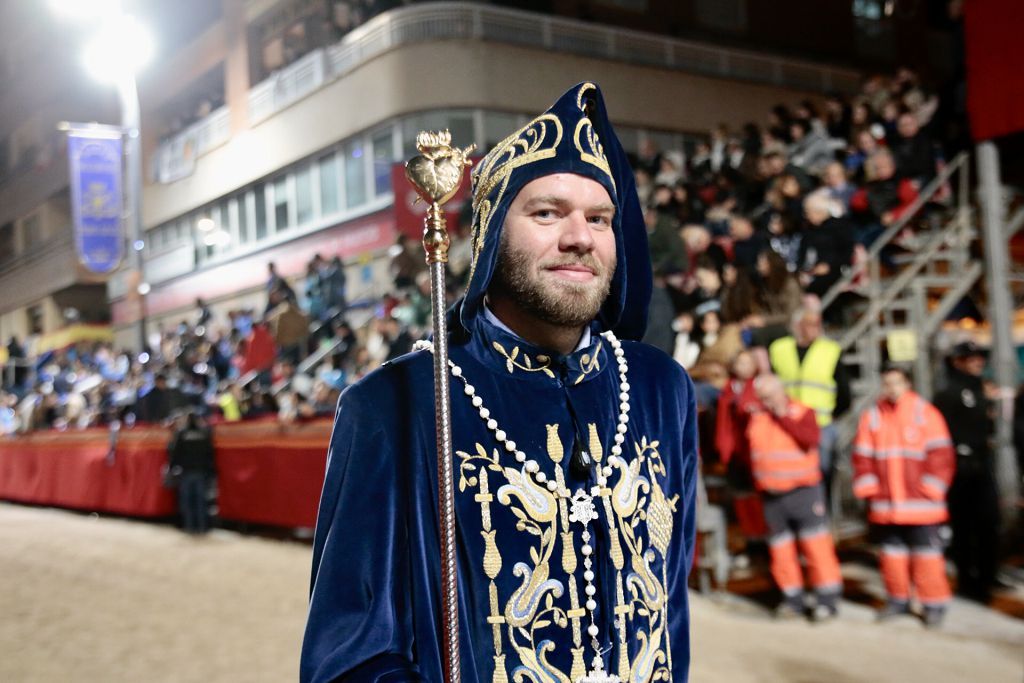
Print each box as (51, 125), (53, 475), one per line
(68, 128), (124, 274)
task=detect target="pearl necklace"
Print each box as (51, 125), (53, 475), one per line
(414, 330), (629, 682)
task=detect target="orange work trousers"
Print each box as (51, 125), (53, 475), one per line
(763, 484), (843, 606)
(873, 523), (951, 607)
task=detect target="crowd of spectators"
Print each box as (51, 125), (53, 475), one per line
(2, 69), (956, 443)
(0, 248), (374, 434)
(636, 68), (953, 410)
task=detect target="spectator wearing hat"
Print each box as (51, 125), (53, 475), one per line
(933, 341), (1001, 603)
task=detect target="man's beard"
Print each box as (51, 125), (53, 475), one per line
(490, 232), (615, 329)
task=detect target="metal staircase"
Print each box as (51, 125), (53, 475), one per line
(819, 152), (982, 530)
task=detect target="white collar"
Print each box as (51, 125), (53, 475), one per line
(482, 302), (592, 353)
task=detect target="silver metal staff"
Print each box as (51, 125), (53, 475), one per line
(404, 130), (475, 683)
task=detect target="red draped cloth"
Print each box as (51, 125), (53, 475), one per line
(0, 419), (332, 527)
(214, 419), (331, 528)
(965, 0), (1024, 141)
(0, 427), (176, 517)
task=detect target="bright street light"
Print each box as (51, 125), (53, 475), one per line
(196, 217), (215, 232)
(82, 14), (154, 83)
(202, 230), (231, 248)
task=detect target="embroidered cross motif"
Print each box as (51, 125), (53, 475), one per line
(568, 489), (598, 526)
(579, 655), (621, 683)
(578, 673), (622, 683)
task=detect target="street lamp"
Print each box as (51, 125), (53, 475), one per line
(51, 2), (155, 353)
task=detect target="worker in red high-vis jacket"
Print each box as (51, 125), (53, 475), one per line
(748, 373), (843, 621)
(852, 364), (956, 627)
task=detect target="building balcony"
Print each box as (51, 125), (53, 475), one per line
(144, 2), (860, 227)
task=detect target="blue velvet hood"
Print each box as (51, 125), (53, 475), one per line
(456, 82), (651, 340)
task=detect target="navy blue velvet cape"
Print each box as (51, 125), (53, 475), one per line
(301, 317), (697, 682)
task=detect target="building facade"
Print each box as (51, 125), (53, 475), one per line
(2, 0), (887, 351)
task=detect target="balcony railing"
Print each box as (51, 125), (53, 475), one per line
(152, 105), (231, 184)
(155, 2), (861, 183)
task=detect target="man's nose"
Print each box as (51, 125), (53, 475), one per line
(559, 210), (595, 252)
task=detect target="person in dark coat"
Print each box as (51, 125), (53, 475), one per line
(798, 192), (855, 324)
(932, 341), (1000, 602)
(136, 373), (179, 423)
(167, 411), (217, 535)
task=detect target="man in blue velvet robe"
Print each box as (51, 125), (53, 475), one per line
(301, 82), (698, 683)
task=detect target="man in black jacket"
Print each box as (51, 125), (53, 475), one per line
(167, 411), (217, 535)
(932, 342), (1000, 602)
(798, 191), (855, 300)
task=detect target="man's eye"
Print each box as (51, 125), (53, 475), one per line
(533, 209), (557, 220)
(589, 215), (612, 227)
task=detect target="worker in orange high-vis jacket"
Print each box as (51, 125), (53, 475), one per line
(852, 364), (956, 628)
(749, 374), (843, 621)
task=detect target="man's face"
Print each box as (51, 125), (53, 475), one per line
(755, 377), (786, 412)
(824, 162), (846, 188)
(729, 217), (753, 240)
(489, 173), (617, 330)
(897, 114), (919, 139)
(795, 312), (823, 345)
(881, 370), (909, 403)
(955, 354), (986, 377)
(873, 153), (895, 180)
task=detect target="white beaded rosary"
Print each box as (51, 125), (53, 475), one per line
(414, 330), (629, 682)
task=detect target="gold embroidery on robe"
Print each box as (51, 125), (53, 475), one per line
(459, 425), (675, 682)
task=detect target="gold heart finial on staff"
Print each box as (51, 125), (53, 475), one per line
(405, 129), (476, 205)
(404, 129), (476, 265)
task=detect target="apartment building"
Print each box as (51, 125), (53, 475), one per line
(4, 0), (930, 351)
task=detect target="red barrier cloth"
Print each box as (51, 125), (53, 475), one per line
(0, 427), (176, 517)
(214, 419), (331, 528)
(965, 0), (1024, 141)
(0, 419), (333, 527)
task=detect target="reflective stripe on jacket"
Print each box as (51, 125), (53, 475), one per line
(747, 400), (822, 493)
(852, 391), (956, 525)
(768, 336), (841, 427)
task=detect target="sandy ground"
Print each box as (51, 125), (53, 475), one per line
(1, 503), (1021, 683)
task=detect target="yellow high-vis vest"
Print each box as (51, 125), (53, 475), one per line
(769, 336), (841, 426)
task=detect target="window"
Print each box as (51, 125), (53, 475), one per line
(295, 164), (314, 224)
(694, 0), (747, 33)
(402, 111), (475, 159)
(20, 213), (41, 250)
(342, 138), (366, 209)
(371, 129), (395, 197)
(237, 192), (252, 243)
(0, 221), (16, 261)
(273, 176), (290, 231)
(254, 183), (268, 239)
(445, 112), (475, 154)
(318, 153), (340, 215)
(483, 112), (522, 148)
(852, 0), (895, 60)
(594, 0), (647, 9)
(26, 304), (43, 335)
(215, 201), (231, 254)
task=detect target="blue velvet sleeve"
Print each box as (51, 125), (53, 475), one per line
(300, 378), (424, 683)
(668, 370), (699, 682)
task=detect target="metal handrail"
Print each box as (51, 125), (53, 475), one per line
(820, 151), (969, 311)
